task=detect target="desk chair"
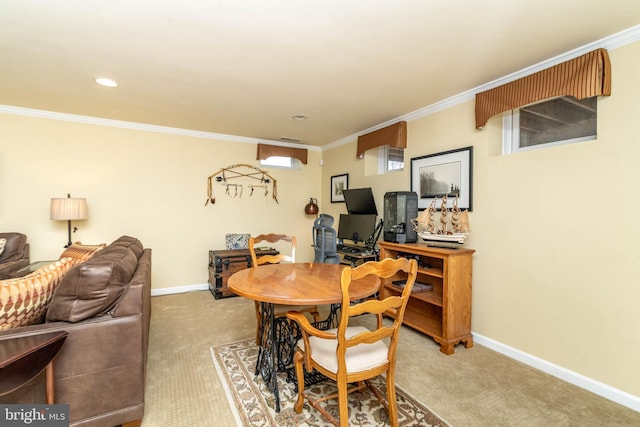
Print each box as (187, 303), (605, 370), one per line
(248, 234), (320, 367)
(286, 257), (417, 427)
(312, 214), (340, 264)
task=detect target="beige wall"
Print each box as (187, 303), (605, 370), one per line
(321, 41), (640, 398)
(0, 116), (322, 290)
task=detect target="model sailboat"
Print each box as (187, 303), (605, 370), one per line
(411, 195), (470, 244)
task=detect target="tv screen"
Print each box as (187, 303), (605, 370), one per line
(337, 214), (377, 244)
(343, 187), (377, 215)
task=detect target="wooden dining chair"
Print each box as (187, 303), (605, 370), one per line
(248, 234), (320, 352)
(286, 257), (418, 427)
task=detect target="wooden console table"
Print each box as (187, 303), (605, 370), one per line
(378, 241), (475, 355)
(0, 331), (68, 403)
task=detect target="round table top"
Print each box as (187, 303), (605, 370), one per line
(228, 262), (379, 305)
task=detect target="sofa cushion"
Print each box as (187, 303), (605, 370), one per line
(46, 243), (139, 323)
(59, 242), (107, 265)
(109, 235), (144, 258)
(0, 233), (27, 263)
(0, 258), (74, 330)
(0, 238), (6, 256)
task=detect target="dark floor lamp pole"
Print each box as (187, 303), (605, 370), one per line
(65, 219), (73, 248)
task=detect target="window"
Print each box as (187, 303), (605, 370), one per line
(503, 96), (597, 154)
(378, 145), (404, 173)
(259, 156), (301, 169)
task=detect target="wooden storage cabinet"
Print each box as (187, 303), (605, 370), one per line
(208, 248), (278, 299)
(377, 241), (475, 355)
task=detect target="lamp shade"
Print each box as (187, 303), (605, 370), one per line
(50, 197), (88, 220)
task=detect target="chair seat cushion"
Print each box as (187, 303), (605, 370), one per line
(298, 325), (388, 374)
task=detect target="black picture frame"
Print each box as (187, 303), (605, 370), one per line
(330, 173), (349, 203)
(410, 146), (473, 211)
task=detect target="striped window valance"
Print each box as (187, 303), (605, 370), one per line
(475, 48), (611, 130)
(256, 143), (308, 164)
(356, 121), (407, 158)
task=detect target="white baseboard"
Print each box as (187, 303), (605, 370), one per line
(473, 333), (640, 412)
(151, 283), (208, 296)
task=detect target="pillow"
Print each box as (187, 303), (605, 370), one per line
(0, 238), (6, 256)
(46, 244), (139, 323)
(226, 233), (250, 250)
(0, 258), (73, 330)
(59, 242), (107, 265)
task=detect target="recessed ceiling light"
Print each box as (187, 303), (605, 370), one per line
(95, 77), (118, 87)
(291, 115), (307, 121)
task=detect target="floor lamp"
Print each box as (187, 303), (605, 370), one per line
(50, 194), (88, 248)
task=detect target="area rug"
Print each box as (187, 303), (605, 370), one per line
(211, 338), (450, 427)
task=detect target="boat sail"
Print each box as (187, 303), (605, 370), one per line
(411, 195), (469, 244)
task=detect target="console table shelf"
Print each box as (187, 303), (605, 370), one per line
(378, 241), (475, 355)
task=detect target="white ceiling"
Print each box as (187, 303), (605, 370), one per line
(1, 1), (639, 147)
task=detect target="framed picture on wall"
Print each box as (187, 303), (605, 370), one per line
(330, 173), (349, 203)
(410, 146), (473, 211)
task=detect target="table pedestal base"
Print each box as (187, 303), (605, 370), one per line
(254, 303), (342, 412)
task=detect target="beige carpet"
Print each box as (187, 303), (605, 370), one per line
(211, 338), (449, 426)
(142, 291), (640, 426)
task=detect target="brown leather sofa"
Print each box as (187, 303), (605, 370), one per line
(0, 232), (30, 279)
(0, 236), (151, 427)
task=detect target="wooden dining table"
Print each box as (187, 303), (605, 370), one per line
(228, 262), (380, 413)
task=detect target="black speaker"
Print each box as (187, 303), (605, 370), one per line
(383, 192), (418, 243)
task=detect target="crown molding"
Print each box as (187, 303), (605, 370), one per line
(0, 104), (321, 152)
(324, 24), (640, 151)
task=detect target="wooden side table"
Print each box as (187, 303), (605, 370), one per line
(0, 331), (68, 403)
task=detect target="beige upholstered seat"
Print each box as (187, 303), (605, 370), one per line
(286, 257), (417, 427)
(248, 233), (320, 345)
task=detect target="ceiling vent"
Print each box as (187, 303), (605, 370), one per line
(280, 137), (301, 143)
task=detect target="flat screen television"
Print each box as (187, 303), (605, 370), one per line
(343, 188), (377, 215)
(337, 214), (377, 244)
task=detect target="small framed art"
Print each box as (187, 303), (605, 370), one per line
(330, 173), (349, 203)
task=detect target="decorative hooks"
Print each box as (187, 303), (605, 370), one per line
(205, 163), (278, 205)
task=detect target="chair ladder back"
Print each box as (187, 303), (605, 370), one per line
(337, 256), (418, 349)
(249, 233), (296, 266)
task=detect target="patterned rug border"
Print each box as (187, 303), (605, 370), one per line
(210, 338), (450, 427)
